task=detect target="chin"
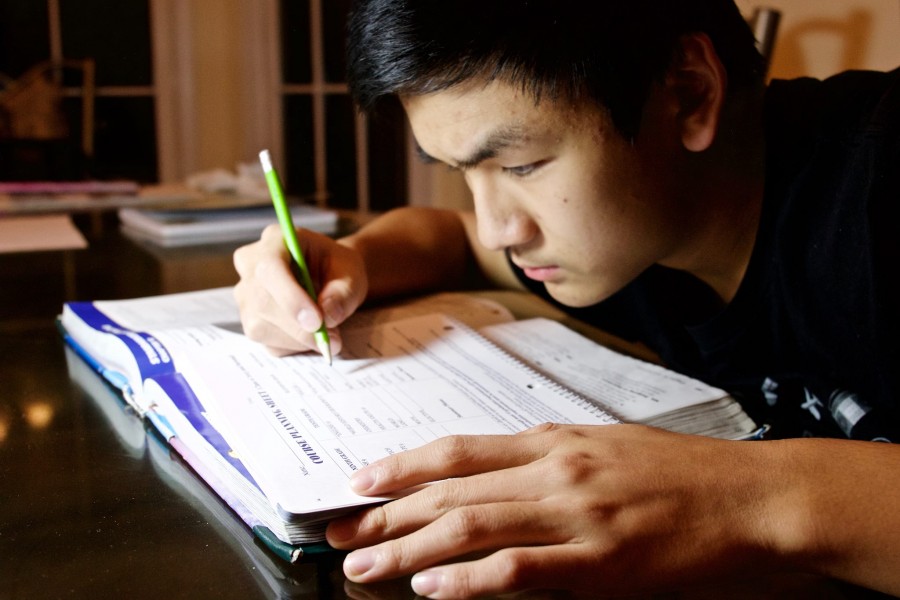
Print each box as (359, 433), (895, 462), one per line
(544, 281), (616, 308)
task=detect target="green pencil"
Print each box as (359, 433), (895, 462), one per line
(259, 149), (332, 365)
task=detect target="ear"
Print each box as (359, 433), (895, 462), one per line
(667, 33), (727, 152)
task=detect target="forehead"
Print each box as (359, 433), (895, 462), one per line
(401, 80), (610, 163)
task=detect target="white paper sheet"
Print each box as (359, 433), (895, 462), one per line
(481, 318), (728, 421)
(0, 215), (87, 253)
(159, 314), (617, 517)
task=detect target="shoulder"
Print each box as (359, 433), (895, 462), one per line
(766, 67), (900, 134)
(757, 70), (900, 393)
(763, 68), (899, 224)
(758, 69), (899, 318)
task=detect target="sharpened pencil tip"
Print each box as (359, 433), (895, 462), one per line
(318, 340), (332, 366)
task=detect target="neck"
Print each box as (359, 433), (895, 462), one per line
(662, 89), (767, 304)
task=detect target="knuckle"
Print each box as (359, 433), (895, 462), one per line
(253, 255), (279, 281)
(242, 318), (267, 342)
(441, 566), (478, 598)
(372, 456), (409, 484)
(547, 451), (594, 486)
(442, 506), (488, 544)
(433, 435), (479, 469)
(232, 246), (248, 273)
(490, 548), (535, 590)
(565, 451), (599, 482)
(261, 223), (282, 240)
(392, 537), (422, 573)
(428, 478), (469, 512)
(380, 546), (403, 572)
(369, 537), (417, 575)
(529, 421), (560, 434)
(360, 504), (391, 536)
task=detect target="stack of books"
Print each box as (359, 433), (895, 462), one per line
(119, 203), (339, 247)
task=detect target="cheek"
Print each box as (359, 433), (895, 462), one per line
(547, 186), (660, 277)
(544, 178), (636, 247)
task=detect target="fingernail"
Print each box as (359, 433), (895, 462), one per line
(344, 549), (375, 577)
(349, 469), (375, 493)
(411, 570), (443, 597)
(297, 308), (320, 331)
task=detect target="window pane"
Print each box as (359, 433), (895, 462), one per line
(0, 0), (49, 78)
(91, 96), (157, 182)
(367, 99), (408, 211)
(59, 0), (152, 86)
(283, 95), (316, 198)
(0, 138), (84, 181)
(322, 0), (351, 83)
(281, 0), (311, 85)
(325, 94), (356, 209)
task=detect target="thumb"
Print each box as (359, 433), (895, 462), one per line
(319, 275), (368, 328)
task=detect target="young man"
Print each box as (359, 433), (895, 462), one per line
(234, 0), (900, 597)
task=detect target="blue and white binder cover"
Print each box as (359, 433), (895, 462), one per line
(59, 288), (323, 560)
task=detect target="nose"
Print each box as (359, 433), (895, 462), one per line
(468, 175), (537, 251)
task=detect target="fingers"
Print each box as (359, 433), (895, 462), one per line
(258, 323), (343, 357)
(252, 227), (325, 325)
(233, 224), (368, 354)
(328, 459), (546, 548)
(327, 428), (566, 548)
(409, 545), (594, 599)
(328, 425), (770, 598)
(339, 500), (574, 588)
(330, 459), (601, 597)
(347, 428), (558, 497)
(233, 276), (322, 355)
(308, 232), (369, 326)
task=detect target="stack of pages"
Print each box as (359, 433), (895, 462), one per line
(480, 319), (757, 438)
(118, 203), (338, 247)
(59, 289), (757, 560)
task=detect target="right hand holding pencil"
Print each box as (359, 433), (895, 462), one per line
(233, 223), (369, 357)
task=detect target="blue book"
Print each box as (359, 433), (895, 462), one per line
(58, 287), (333, 561)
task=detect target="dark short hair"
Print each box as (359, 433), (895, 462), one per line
(347, 0), (765, 139)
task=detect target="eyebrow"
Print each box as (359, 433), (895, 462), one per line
(415, 124), (527, 170)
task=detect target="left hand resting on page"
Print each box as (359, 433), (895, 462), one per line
(325, 423), (797, 599)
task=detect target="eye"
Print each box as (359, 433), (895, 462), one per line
(502, 161), (545, 177)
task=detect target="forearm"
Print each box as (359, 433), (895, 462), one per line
(765, 437), (900, 595)
(339, 206), (486, 300)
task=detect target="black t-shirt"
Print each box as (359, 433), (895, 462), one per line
(511, 68), (900, 441)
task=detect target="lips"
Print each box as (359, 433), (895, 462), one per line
(514, 259), (561, 282)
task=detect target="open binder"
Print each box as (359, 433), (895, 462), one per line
(58, 289), (622, 559)
(58, 288), (758, 561)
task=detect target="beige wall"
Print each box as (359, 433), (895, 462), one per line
(156, 0), (273, 180)
(190, 0), (244, 172)
(736, 0), (899, 79)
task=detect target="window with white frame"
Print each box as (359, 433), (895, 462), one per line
(1, 0), (408, 213)
(0, 0), (157, 182)
(278, 0), (407, 211)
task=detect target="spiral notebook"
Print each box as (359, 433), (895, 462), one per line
(58, 288), (618, 557)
